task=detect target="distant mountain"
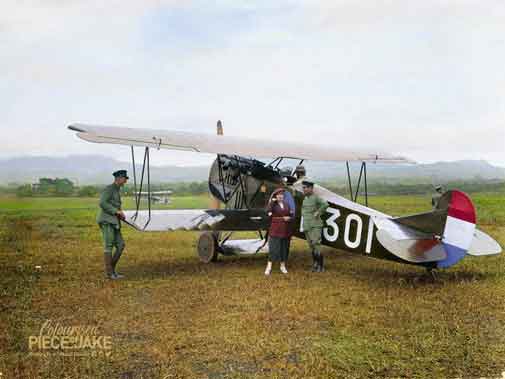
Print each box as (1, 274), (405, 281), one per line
(0, 155), (504, 185)
(0, 155), (209, 185)
(303, 159), (505, 184)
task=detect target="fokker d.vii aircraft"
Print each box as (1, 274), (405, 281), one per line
(68, 123), (502, 271)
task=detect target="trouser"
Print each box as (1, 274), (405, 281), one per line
(99, 223), (125, 272)
(305, 227), (323, 271)
(287, 237), (292, 260)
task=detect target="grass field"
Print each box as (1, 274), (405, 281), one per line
(1, 193), (505, 378)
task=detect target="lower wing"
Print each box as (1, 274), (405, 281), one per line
(123, 209), (269, 232)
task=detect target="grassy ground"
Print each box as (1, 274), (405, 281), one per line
(1, 193), (505, 379)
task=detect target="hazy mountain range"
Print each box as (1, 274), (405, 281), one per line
(0, 155), (504, 185)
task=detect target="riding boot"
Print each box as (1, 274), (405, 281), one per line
(104, 252), (118, 279)
(311, 250), (319, 272)
(318, 254), (325, 272)
(111, 247), (124, 278)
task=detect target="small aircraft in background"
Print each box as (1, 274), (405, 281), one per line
(134, 190), (172, 205)
(68, 122), (502, 272)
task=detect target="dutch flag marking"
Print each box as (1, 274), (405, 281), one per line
(437, 191), (476, 269)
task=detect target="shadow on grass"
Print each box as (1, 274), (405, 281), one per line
(122, 253), (267, 281)
(320, 247), (497, 287)
(117, 244), (496, 288)
(336, 263), (493, 288)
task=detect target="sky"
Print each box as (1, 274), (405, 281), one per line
(1, 0), (504, 167)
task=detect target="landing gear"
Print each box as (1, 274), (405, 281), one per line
(197, 232), (219, 263)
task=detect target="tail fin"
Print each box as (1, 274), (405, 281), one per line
(394, 190), (476, 268)
(437, 190), (476, 268)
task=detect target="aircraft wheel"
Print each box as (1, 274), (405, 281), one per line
(197, 232), (218, 263)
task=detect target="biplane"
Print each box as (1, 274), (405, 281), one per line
(134, 190), (172, 205)
(68, 123), (502, 271)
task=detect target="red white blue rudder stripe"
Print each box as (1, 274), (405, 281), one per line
(437, 190), (476, 268)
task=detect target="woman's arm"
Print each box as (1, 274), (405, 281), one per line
(266, 199), (275, 216)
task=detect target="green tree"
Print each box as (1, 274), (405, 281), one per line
(16, 184), (33, 197)
(54, 178), (74, 196)
(78, 185), (98, 197)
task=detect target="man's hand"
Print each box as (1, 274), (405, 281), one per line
(116, 211), (126, 220)
(283, 216), (291, 222)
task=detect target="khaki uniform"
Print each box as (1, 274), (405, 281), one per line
(302, 193), (328, 240)
(97, 183), (122, 227)
(98, 183), (125, 274)
(302, 193), (328, 271)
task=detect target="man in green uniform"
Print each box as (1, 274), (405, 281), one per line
(294, 165), (306, 180)
(301, 179), (328, 272)
(98, 170), (128, 280)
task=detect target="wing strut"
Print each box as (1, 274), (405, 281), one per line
(130, 146), (152, 230)
(345, 161), (368, 206)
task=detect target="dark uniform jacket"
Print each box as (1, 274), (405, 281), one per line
(97, 183), (122, 226)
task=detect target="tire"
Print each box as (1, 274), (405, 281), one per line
(197, 232), (219, 263)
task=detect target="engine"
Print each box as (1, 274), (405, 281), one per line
(208, 155), (284, 209)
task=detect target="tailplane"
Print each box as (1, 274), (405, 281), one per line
(393, 190), (476, 268)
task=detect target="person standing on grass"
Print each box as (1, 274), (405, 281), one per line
(272, 181), (296, 258)
(301, 179), (328, 273)
(432, 185), (443, 209)
(283, 186), (296, 259)
(98, 170), (128, 280)
(265, 189), (292, 275)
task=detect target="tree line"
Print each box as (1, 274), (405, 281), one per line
(2, 177), (503, 198)
(3, 178), (207, 197)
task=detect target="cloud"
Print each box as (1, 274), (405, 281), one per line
(1, 1), (504, 167)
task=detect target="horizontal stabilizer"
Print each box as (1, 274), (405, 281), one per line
(375, 215), (501, 263)
(373, 216), (432, 241)
(385, 190), (498, 268)
(468, 229), (502, 256)
(376, 229), (446, 263)
(393, 210), (447, 236)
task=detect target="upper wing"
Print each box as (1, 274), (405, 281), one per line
(68, 123), (414, 163)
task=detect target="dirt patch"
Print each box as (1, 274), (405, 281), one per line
(0, 217), (33, 254)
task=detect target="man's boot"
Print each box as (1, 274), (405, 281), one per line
(318, 254), (325, 273)
(111, 248), (124, 278)
(311, 250), (319, 272)
(104, 252), (118, 280)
